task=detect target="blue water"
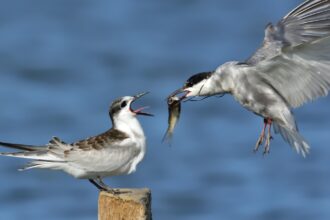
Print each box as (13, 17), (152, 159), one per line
(0, 0), (330, 219)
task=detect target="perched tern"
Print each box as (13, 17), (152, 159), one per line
(170, 0), (330, 157)
(0, 92), (152, 193)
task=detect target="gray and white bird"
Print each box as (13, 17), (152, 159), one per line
(0, 92), (152, 193)
(171, 0), (330, 157)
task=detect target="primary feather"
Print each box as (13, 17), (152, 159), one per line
(177, 0), (330, 156)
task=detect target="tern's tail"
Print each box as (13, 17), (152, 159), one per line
(0, 137), (67, 170)
(273, 122), (310, 157)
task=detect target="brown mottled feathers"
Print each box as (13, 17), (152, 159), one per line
(0, 130), (129, 159)
(73, 129), (129, 151)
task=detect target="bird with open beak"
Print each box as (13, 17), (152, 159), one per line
(169, 0), (330, 157)
(0, 92), (153, 193)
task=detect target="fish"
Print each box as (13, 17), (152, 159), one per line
(163, 96), (181, 144)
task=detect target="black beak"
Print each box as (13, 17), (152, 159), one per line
(133, 92), (149, 101)
(131, 92), (154, 116)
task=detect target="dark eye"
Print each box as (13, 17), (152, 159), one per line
(185, 81), (193, 88)
(121, 101), (127, 108)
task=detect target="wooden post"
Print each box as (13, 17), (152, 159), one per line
(98, 188), (152, 220)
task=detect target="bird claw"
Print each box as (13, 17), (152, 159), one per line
(263, 144), (270, 155)
(102, 188), (130, 195)
(89, 178), (131, 194)
(254, 135), (271, 155)
(99, 186), (115, 193)
(112, 189), (131, 195)
(254, 135), (264, 153)
(262, 135), (272, 155)
(254, 118), (273, 155)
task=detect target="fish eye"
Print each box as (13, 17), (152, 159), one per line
(121, 101), (127, 108)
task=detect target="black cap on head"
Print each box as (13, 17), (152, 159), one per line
(109, 98), (124, 118)
(185, 71), (212, 88)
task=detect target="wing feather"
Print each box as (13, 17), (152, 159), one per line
(243, 0), (330, 107)
(67, 139), (140, 173)
(247, 0), (330, 64)
(253, 36), (330, 108)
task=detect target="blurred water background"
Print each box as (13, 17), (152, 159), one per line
(0, 0), (330, 219)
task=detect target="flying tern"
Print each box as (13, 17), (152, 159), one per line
(170, 0), (330, 156)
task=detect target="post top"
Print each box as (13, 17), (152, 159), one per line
(99, 188), (151, 204)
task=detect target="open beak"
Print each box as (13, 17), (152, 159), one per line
(131, 92), (154, 116)
(168, 87), (189, 101)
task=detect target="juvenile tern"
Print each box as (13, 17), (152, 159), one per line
(0, 92), (152, 193)
(170, 0), (330, 156)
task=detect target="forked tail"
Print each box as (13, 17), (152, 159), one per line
(273, 122), (310, 157)
(0, 137), (67, 170)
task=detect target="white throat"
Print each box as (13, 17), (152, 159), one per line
(113, 114), (145, 139)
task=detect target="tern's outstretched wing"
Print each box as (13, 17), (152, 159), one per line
(244, 0), (330, 108)
(247, 0), (330, 64)
(252, 35), (330, 108)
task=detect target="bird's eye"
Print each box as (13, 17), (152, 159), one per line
(121, 101), (127, 108)
(185, 82), (193, 88)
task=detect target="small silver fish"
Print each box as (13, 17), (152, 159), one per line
(163, 96), (181, 143)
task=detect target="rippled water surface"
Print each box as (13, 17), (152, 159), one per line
(0, 0), (330, 219)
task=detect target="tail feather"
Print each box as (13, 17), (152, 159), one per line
(19, 161), (66, 171)
(0, 151), (64, 161)
(0, 141), (44, 151)
(0, 137), (68, 162)
(273, 122), (310, 157)
(0, 137), (70, 173)
(19, 163), (40, 171)
(0, 136), (68, 152)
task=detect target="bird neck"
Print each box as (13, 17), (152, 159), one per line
(198, 72), (232, 96)
(210, 62), (240, 94)
(113, 115), (145, 139)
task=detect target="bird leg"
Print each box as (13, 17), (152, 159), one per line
(96, 177), (127, 194)
(254, 118), (273, 154)
(263, 118), (273, 155)
(88, 178), (117, 193)
(89, 178), (107, 191)
(88, 178), (130, 194)
(254, 119), (268, 152)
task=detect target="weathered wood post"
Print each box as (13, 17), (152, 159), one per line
(98, 188), (152, 220)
